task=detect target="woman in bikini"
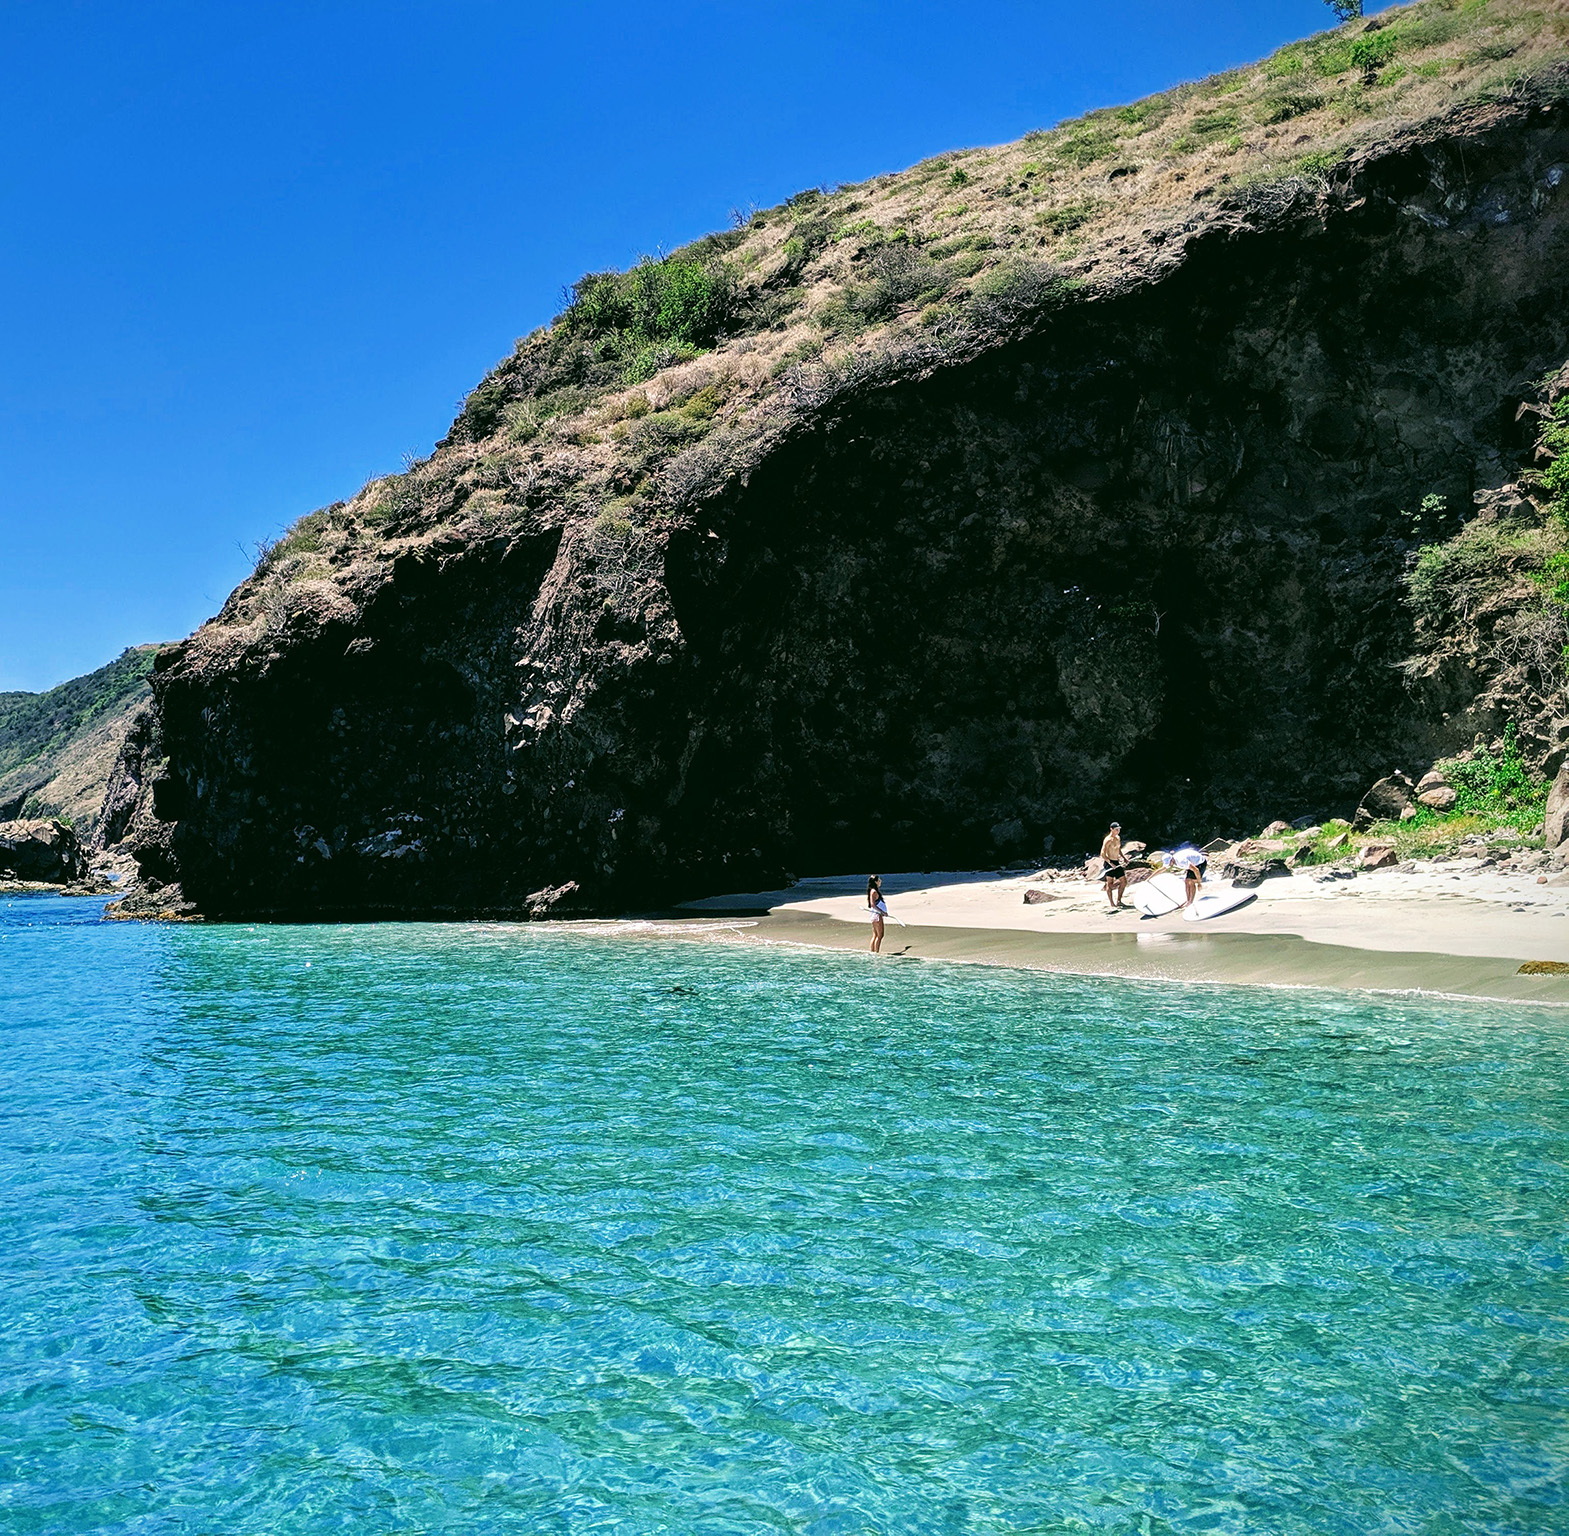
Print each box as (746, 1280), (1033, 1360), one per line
(867, 875), (888, 953)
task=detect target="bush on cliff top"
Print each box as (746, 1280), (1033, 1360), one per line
(562, 254), (736, 383)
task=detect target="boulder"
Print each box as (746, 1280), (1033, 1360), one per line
(524, 880), (582, 919)
(1417, 784), (1457, 812)
(0, 819), (88, 883)
(1122, 840), (1147, 856)
(1290, 815), (1319, 830)
(1235, 838), (1287, 857)
(1415, 769), (1449, 793)
(1291, 843), (1315, 864)
(1544, 720), (1569, 780)
(1357, 842), (1398, 870)
(1399, 804), (1417, 822)
(1022, 888), (1060, 905)
(1354, 772), (1415, 830)
(1229, 859), (1290, 888)
(1324, 831), (1351, 851)
(1545, 763), (1569, 848)
(1084, 856), (1106, 881)
(1261, 820), (1293, 837)
(1201, 837), (1232, 854)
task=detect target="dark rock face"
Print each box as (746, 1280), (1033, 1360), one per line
(130, 102), (1569, 919)
(0, 819), (88, 883)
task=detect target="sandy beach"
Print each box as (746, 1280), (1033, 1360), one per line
(678, 859), (1569, 1004)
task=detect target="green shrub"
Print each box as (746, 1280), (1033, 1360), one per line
(1349, 30), (1399, 80)
(1052, 126), (1118, 167)
(1189, 107), (1240, 139)
(818, 246), (947, 334)
(1257, 87), (1325, 123)
(1538, 397), (1569, 522)
(1293, 150), (1342, 180)
(565, 255), (734, 354)
(1407, 518), (1542, 626)
(947, 168), (970, 187)
(1035, 198), (1101, 236)
(1443, 724), (1545, 814)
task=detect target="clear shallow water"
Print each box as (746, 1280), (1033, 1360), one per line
(2, 896), (1566, 1535)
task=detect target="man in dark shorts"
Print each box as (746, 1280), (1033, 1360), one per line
(1100, 821), (1130, 911)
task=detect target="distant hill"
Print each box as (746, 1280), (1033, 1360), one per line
(0, 646), (162, 836)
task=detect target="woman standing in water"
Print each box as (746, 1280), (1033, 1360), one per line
(867, 875), (889, 953)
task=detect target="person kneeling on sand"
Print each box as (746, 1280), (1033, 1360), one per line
(1100, 822), (1130, 912)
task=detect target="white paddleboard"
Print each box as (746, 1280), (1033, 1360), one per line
(1182, 888), (1257, 922)
(1129, 872), (1188, 917)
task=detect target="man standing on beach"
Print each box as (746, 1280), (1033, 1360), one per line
(1100, 821), (1129, 912)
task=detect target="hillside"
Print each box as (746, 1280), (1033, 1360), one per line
(111, 0), (1569, 917)
(0, 647), (160, 837)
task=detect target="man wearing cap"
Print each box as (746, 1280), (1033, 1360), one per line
(1099, 821), (1130, 912)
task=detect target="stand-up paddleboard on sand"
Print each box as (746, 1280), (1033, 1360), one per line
(1182, 888), (1257, 922)
(1130, 872), (1188, 917)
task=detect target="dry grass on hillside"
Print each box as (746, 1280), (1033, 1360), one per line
(236, 0), (1567, 626)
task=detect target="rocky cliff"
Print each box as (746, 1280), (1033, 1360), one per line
(112, 0), (1569, 918)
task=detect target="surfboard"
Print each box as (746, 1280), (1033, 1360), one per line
(1182, 888), (1257, 922)
(1129, 872), (1188, 917)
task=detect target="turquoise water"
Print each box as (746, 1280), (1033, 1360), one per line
(2, 896), (1566, 1534)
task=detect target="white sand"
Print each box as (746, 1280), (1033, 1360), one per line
(682, 859), (1569, 965)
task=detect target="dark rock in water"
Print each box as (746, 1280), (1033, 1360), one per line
(1022, 888), (1060, 904)
(1354, 772), (1415, 830)
(104, 881), (201, 921)
(1545, 764), (1569, 848)
(0, 819), (88, 883)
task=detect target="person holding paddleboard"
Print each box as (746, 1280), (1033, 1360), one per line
(1100, 822), (1130, 912)
(867, 875), (889, 953)
(1169, 845), (1207, 907)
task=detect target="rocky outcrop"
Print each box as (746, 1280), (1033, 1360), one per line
(0, 819), (89, 884)
(108, 25), (1569, 920)
(1545, 763), (1569, 847)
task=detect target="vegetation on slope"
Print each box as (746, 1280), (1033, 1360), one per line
(0, 646), (159, 827)
(230, 0), (1566, 632)
(1400, 367), (1569, 743)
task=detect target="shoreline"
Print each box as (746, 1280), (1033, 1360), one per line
(675, 867), (1569, 1005)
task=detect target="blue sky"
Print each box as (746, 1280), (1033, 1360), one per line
(1, 0), (1362, 691)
